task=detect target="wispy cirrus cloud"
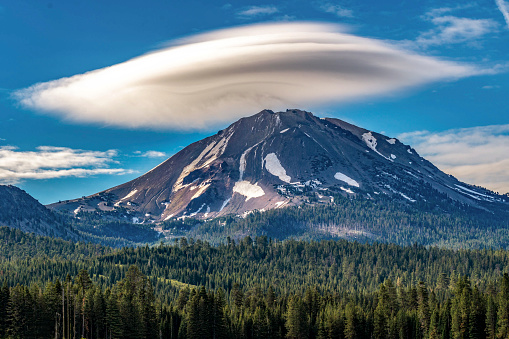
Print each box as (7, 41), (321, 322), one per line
(134, 150), (167, 158)
(0, 146), (130, 184)
(15, 22), (486, 130)
(318, 2), (353, 18)
(416, 8), (498, 47)
(399, 125), (509, 194)
(237, 5), (279, 18)
(496, 0), (509, 28)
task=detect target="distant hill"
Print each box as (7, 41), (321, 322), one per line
(0, 185), (78, 239)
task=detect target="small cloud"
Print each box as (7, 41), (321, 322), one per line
(415, 8), (498, 47)
(222, 3), (232, 10)
(0, 146), (130, 184)
(496, 0), (509, 28)
(318, 3), (354, 18)
(399, 124), (509, 194)
(237, 5), (279, 17)
(482, 85), (500, 89)
(275, 14), (296, 21)
(139, 150), (167, 158)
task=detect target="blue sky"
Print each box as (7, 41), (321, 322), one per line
(1, 0), (508, 204)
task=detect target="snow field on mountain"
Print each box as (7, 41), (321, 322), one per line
(334, 172), (359, 187)
(264, 153), (291, 183)
(233, 181), (265, 201)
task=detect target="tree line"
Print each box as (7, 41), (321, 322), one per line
(3, 268), (509, 338)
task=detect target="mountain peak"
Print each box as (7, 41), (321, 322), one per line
(49, 109), (508, 222)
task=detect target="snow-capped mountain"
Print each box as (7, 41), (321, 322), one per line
(49, 109), (507, 222)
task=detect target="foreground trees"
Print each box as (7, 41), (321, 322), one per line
(0, 266), (156, 339)
(2, 269), (509, 339)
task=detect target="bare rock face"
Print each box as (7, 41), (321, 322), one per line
(49, 109), (508, 222)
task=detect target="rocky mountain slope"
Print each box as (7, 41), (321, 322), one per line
(0, 185), (78, 239)
(49, 109), (508, 223)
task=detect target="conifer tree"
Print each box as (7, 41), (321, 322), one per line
(497, 273), (509, 339)
(286, 295), (309, 339)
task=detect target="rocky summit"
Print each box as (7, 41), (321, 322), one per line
(49, 109), (507, 223)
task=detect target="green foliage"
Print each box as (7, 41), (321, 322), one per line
(182, 194), (509, 249)
(4, 227), (509, 338)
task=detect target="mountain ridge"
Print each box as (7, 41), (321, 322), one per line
(48, 109), (508, 223)
(0, 185), (79, 239)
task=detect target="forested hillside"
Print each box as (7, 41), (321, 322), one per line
(2, 227), (509, 338)
(164, 193), (509, 249)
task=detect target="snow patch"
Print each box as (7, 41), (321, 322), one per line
(399, 192), (416, 202)
(204, 205), (211, 218)
(384, 185), (416, 202)
(280, 128), (289, 134)
(362, 132), (377, 152)
(454, 184), (491, 198)
(239, 141), (262, 181)
(233, 181), (265, 201)
(241, 210), (253, 218)
(340, 187), (354, 194)
(390, 154), (396, 159)
(275, 201), (286, 208)
(304, 132), (328, 152)
(73, 206), (82, 215)
(114, 189), (138, 207)
(219, 198), (231, 212)
(304, 179), (322, 188)
(404, 170), (419, 179)
(334, 172), (359, 187)
(132, 217), (139, 223)
(264, 153), (291, 183)
(407, 149), (413, 154)
(190, 203), (206, 217)
(164, 214), (174, 221)
(362, 132), (393, 161)
(386, 138), (396, 145)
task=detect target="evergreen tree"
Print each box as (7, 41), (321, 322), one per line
(286, 295), (309, 339)
(497, 273), (509, 339)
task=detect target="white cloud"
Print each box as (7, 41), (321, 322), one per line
(15, 22), (484, 130)
(140, 150), (167, 158)
(482, 85), (500, 89)
(0, 146), (129, 184)
(399, 125), (509, 194)
(319, 3), (353, 18)
(237, 5), (278, 17)
(496, 0), (509, 28)
(416, 9), (498, 47)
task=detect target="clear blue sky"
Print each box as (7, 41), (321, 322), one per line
(1, 0), (508, 204)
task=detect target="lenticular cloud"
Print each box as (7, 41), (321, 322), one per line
(15, 22), (478, 130)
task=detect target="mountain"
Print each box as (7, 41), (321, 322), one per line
(49, 109), (507, 224)
(0, 185), (78, 239)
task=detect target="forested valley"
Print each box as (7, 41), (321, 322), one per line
(2, 226), (509, 338)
